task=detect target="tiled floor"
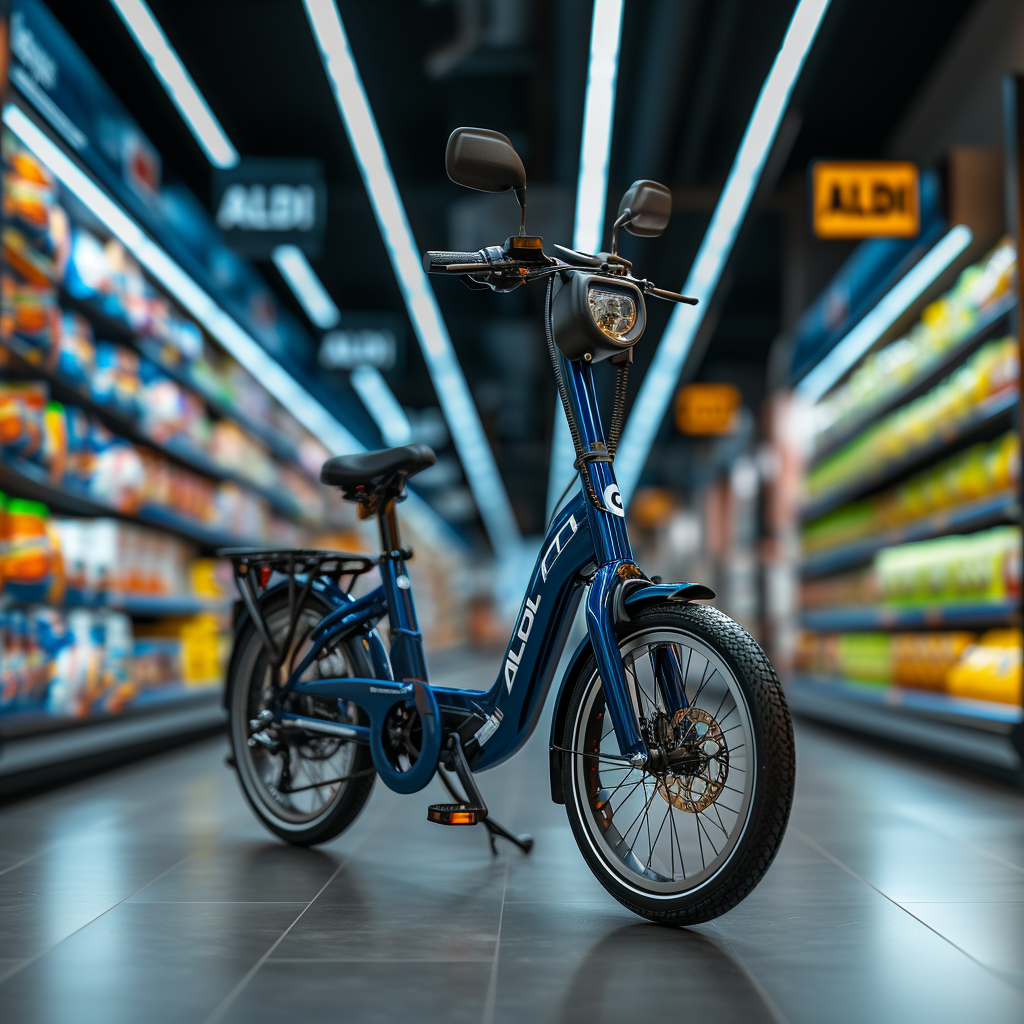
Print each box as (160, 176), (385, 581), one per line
(1, 649), (1023, 1023)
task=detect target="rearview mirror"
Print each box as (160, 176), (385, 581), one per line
(616, 180), (672, 240)
(445, 127), (526, 202)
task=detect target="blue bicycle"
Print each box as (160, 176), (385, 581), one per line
(222, 128), (795, 925)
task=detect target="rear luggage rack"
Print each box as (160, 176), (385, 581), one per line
(218, 547), (378, 674)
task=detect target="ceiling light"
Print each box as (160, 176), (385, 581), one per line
(615, 0), (833, 504)
(108, 0), (238, 168)
(302, 0), (521, 558)
(547, 0), (625, 519)
(350, 365), (413, 447)
(796, 225), (973, 403)
(272, 244), (341, 330)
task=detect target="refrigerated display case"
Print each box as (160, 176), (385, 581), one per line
(786, 233), (1024, 782)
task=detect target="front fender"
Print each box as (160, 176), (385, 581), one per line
(545, 580), (716, 803)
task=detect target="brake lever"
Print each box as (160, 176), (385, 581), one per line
(644, 283), (699, 305)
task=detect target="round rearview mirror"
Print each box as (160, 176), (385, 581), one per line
(617, 180), (672, 237)
(445, 127), (527, 196)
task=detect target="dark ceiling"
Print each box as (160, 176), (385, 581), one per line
(43, 0), (977, 542)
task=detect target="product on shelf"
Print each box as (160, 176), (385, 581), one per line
(801, 525), (1022, 610)
(810, 241), (1018, 446)
(802, 431), (1020, 554)
(876, 526), (1021, 606)
(945, 629), (1023, 705)
(806, 336), (1019, 502)
(0, 605), (226, 720)
(797, 627), (1022, 708)
(891, 631), (976, 690)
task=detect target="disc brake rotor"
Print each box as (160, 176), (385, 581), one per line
(657, 707), (728, 813)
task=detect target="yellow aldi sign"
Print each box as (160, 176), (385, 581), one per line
(812, 161), (920, 239)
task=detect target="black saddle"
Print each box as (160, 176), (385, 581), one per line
(320, 444), (436, 491)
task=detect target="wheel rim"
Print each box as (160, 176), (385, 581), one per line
(570, 629), (756, 898)
(233, 606), (362, 830)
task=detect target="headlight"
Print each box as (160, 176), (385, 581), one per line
(589, 288), (637, 339)
(551, 274), (646, 363)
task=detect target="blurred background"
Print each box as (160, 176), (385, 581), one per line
(0, 0), (1022, 792)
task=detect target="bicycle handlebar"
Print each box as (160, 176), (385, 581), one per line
(422, 245), (700, 306)
(423, 250), (488, 274)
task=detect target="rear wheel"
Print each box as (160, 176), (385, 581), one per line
(228, 591), (376, 846)
(561, 601), (794, 925)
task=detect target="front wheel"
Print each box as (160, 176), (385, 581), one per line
(561, 601), (794, 925)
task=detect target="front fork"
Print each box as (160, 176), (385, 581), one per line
(584, 563), (648, 763)
(585, 563), (690, 765)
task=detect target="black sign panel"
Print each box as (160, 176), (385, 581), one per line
(213, 158), (326, 258)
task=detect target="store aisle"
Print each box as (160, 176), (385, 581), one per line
(1, 655), (1023, 1024)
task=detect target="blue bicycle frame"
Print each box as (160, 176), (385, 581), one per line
(270, 357), (686, 796)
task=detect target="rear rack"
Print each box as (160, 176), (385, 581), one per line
(218, 547), (377, 582)
(218, 547), (378, 673)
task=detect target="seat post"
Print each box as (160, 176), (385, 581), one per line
(376, 499), (427, 681)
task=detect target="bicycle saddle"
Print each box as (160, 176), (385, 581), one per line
(320, 444), (437, 488)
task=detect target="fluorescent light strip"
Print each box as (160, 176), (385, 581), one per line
(108, 0), (238, 168)
(796, 225), (973, 403)
(547, 0), (625, 519)
(302, 0), (521, 558)
(272, 244), (341, 329)
(615, 0), (833, 504)
(350, 365), (413, 446)
(573, 0), (625, 256)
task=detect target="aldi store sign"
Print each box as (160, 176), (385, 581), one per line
(213, 159), (326, 257)
(812, 161), (919, 239)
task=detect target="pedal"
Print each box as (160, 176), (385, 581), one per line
(428, 803), (485, 826)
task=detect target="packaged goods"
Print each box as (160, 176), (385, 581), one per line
(55, 311), (97, 385)
(811, 241), (1018, 447)
(891, 632), (975, 690)
(91, 340), (141, 417)
(802, 526), (1022, 610)
(876, 526), (1021, 606)
(806, 337), (1020, 501)
(945, 629), (1023, 705)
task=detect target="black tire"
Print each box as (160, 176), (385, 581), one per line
(561, 601), (794, 925)
(227, 590), (376, 846)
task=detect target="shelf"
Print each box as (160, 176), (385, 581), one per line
(58, 286), (309, 469)
(801, 387), (1019, 522)
(2, 335), (308, 523)
(0, 455), (259, 551)
(809, 295), (1018, 467)
(801, 492), (1021, 578)
(787, 675), (1023, 779)
(800, 599), (1020, 631)
(64, 591), (229, 617)
(0, 690), (225, 797)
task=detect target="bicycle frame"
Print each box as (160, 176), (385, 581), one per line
(272, 357), (657, 794)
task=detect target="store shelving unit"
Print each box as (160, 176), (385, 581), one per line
(787, 675), (1023, 775)
(802, 385), (1018, 522)
(802, 491), (1020, 577)
(801, 599), (1020, 631)
(1, 336), (307, 521)
(790, 236), (1023, 781)
(0, 9), (354, 790)
(810, 292), (1017, 462)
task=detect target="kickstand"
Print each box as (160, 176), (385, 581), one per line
(440, 735), (534, 856)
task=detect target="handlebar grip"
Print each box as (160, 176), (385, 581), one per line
(423, 250), (487, 274)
